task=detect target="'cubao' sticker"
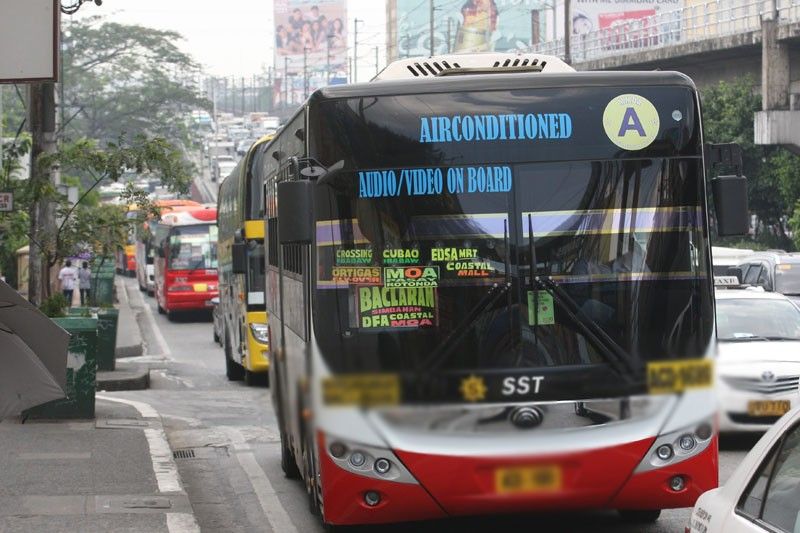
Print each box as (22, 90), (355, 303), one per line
(603, 94), (660, 151)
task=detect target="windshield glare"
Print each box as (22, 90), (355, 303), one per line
(716, 298), (800, 340)
(169, 224), (218, 270)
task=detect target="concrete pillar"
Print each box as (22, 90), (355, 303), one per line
(755, 4), (799, 152)
(761, 10), (790, 110)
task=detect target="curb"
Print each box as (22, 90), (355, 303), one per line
(115, 276), (144, 359)
(96, 364), (150, 391)
(115, 343), (143, 358)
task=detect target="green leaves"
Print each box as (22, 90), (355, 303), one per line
(701, 77), (800, 249)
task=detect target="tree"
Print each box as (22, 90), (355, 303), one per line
(702, 78), (800, 249)
(61, 16), (210, 148)
(24, 135), (192, 303)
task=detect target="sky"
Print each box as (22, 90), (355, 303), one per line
(73, 0), (386, 80)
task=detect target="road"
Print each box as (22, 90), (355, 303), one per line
(113, 277), (754, 533)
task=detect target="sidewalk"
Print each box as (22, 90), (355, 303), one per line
(0, 398), (197, 532)
(95, 277), (149, 392)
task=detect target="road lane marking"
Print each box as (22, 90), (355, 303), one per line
(166, 512), (201, 533)
(140, 289), (173, 357)
(96, 395), (200, 533)
(229, 427), (299, 533)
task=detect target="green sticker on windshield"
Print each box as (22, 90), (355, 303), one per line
(527, 291), (555, 326)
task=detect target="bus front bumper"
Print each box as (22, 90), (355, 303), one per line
(319, 433), (718, 526)
(165, 291), (218, 312)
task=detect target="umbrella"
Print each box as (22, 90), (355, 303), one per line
(0, 280), (68, 418)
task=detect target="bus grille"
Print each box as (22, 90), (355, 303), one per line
(722, 375), (800, 395)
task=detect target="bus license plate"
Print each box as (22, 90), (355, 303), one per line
(494, 465), (561, 494)
(193, 283), (208, 292)
(747, 400), (790, 417)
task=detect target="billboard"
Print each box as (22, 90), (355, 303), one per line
(0, 0), (59, 82)
(393, 0), (551, 59)
(274, 0), (347, 103)
(570, 0), (681, 37)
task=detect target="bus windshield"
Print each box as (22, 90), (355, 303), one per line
(309, 84), (713, 401)
(168, 224), (218, 271)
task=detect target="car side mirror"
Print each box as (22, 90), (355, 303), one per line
(711, 175), (749, 237)
(232, 242), (247, 274)
(277, 180), (313, 244)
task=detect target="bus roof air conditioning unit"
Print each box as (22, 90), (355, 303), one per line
(374, 53), (574, 81)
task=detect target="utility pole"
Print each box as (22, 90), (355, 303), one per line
(447, 19), (452, 53)
(348, 56), (353, 82)
(283, 57), (290, 109)
(28, 83), (59, 305)
(375, 46), (379, 76)
(252, 74), (257, 112)
(429, 0), (435, 56)
(326, 34), (333, 83)
(531, 10), (540, 46)
(303, 47), (309, 98)
(353, 18), (362, 83)
(267, 67), (273, 112)
(564, 0), (571, 64)
(241, 76), (245, 117)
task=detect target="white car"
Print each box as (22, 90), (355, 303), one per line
(688, 405), (800, 532)
(715, 288), (800, 432)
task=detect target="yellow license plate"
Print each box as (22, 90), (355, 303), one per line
(193, 283), (208, 292)
(747, 400), (790, 417)
(494, 465), (562, 494)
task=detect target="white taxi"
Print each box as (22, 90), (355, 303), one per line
(715, 287), (800, 432)
(688, 406), (800, 532)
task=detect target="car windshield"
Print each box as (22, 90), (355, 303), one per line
(716, 298), (800, 341)
(776, 263), (800, 294)
(169, 224), (218, 270)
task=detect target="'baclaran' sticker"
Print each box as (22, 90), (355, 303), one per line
(603, 94), (660, 151)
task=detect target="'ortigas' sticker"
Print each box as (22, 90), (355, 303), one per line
(602, 94), (660, 151)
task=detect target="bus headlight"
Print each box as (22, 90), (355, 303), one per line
(323, 433), (418, 484)
(635, 417), (715, 473)
(249, 323), (270, 344)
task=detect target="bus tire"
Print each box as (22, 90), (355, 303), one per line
(280, 431), (301, 479)
(618, 510), (661, 523)
(225, 336), (244, 381)
(157, 304), (165, 315)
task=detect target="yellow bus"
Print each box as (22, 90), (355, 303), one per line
(216, 135), (274, 385)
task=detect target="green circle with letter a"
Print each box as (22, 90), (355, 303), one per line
(602, 94), (660, 151)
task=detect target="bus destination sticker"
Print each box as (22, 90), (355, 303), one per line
(357, 286), (437, 329)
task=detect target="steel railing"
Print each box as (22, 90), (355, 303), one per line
(528, 0), (800, 63)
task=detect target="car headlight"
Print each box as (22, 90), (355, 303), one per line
(249, 323), (270, 344)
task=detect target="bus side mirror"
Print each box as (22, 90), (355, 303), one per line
(156, 247), (165, 258)
(711, 175), (749, 237)
(277, 180), (313, 244)
(232, 242), (247, 274)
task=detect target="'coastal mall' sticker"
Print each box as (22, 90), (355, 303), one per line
(603, 94), (660, 151)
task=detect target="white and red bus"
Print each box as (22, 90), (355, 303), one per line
(135, 200), (202, 295)
(153, 206), (219, 319)
(264, 54), (749, 528)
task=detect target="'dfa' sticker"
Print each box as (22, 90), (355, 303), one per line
(647, 359), (713, 394)
(602, 94), (660, 151)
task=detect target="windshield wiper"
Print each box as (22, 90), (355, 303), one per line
(765, 336), (800, 341)
(524, 214), (637, 380)
(417, 220), (514, 375)
(535, 275), (638, 379)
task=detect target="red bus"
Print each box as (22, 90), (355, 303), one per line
(154, 206), (219, 319)
(135, 200), (202, 296)
(266, 53), (749, 528)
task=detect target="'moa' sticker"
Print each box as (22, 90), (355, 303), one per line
(603, 94), (660, 151)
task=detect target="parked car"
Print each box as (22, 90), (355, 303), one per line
(715, 286), (800, 433)
(733, 251), (800, 302)
(688, 405), (800, 532)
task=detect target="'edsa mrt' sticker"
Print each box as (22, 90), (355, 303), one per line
(602, 94), (660, 151)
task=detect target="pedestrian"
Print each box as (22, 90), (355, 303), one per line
(78, 261), (92, 306)
(58, 259), (78, 307)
